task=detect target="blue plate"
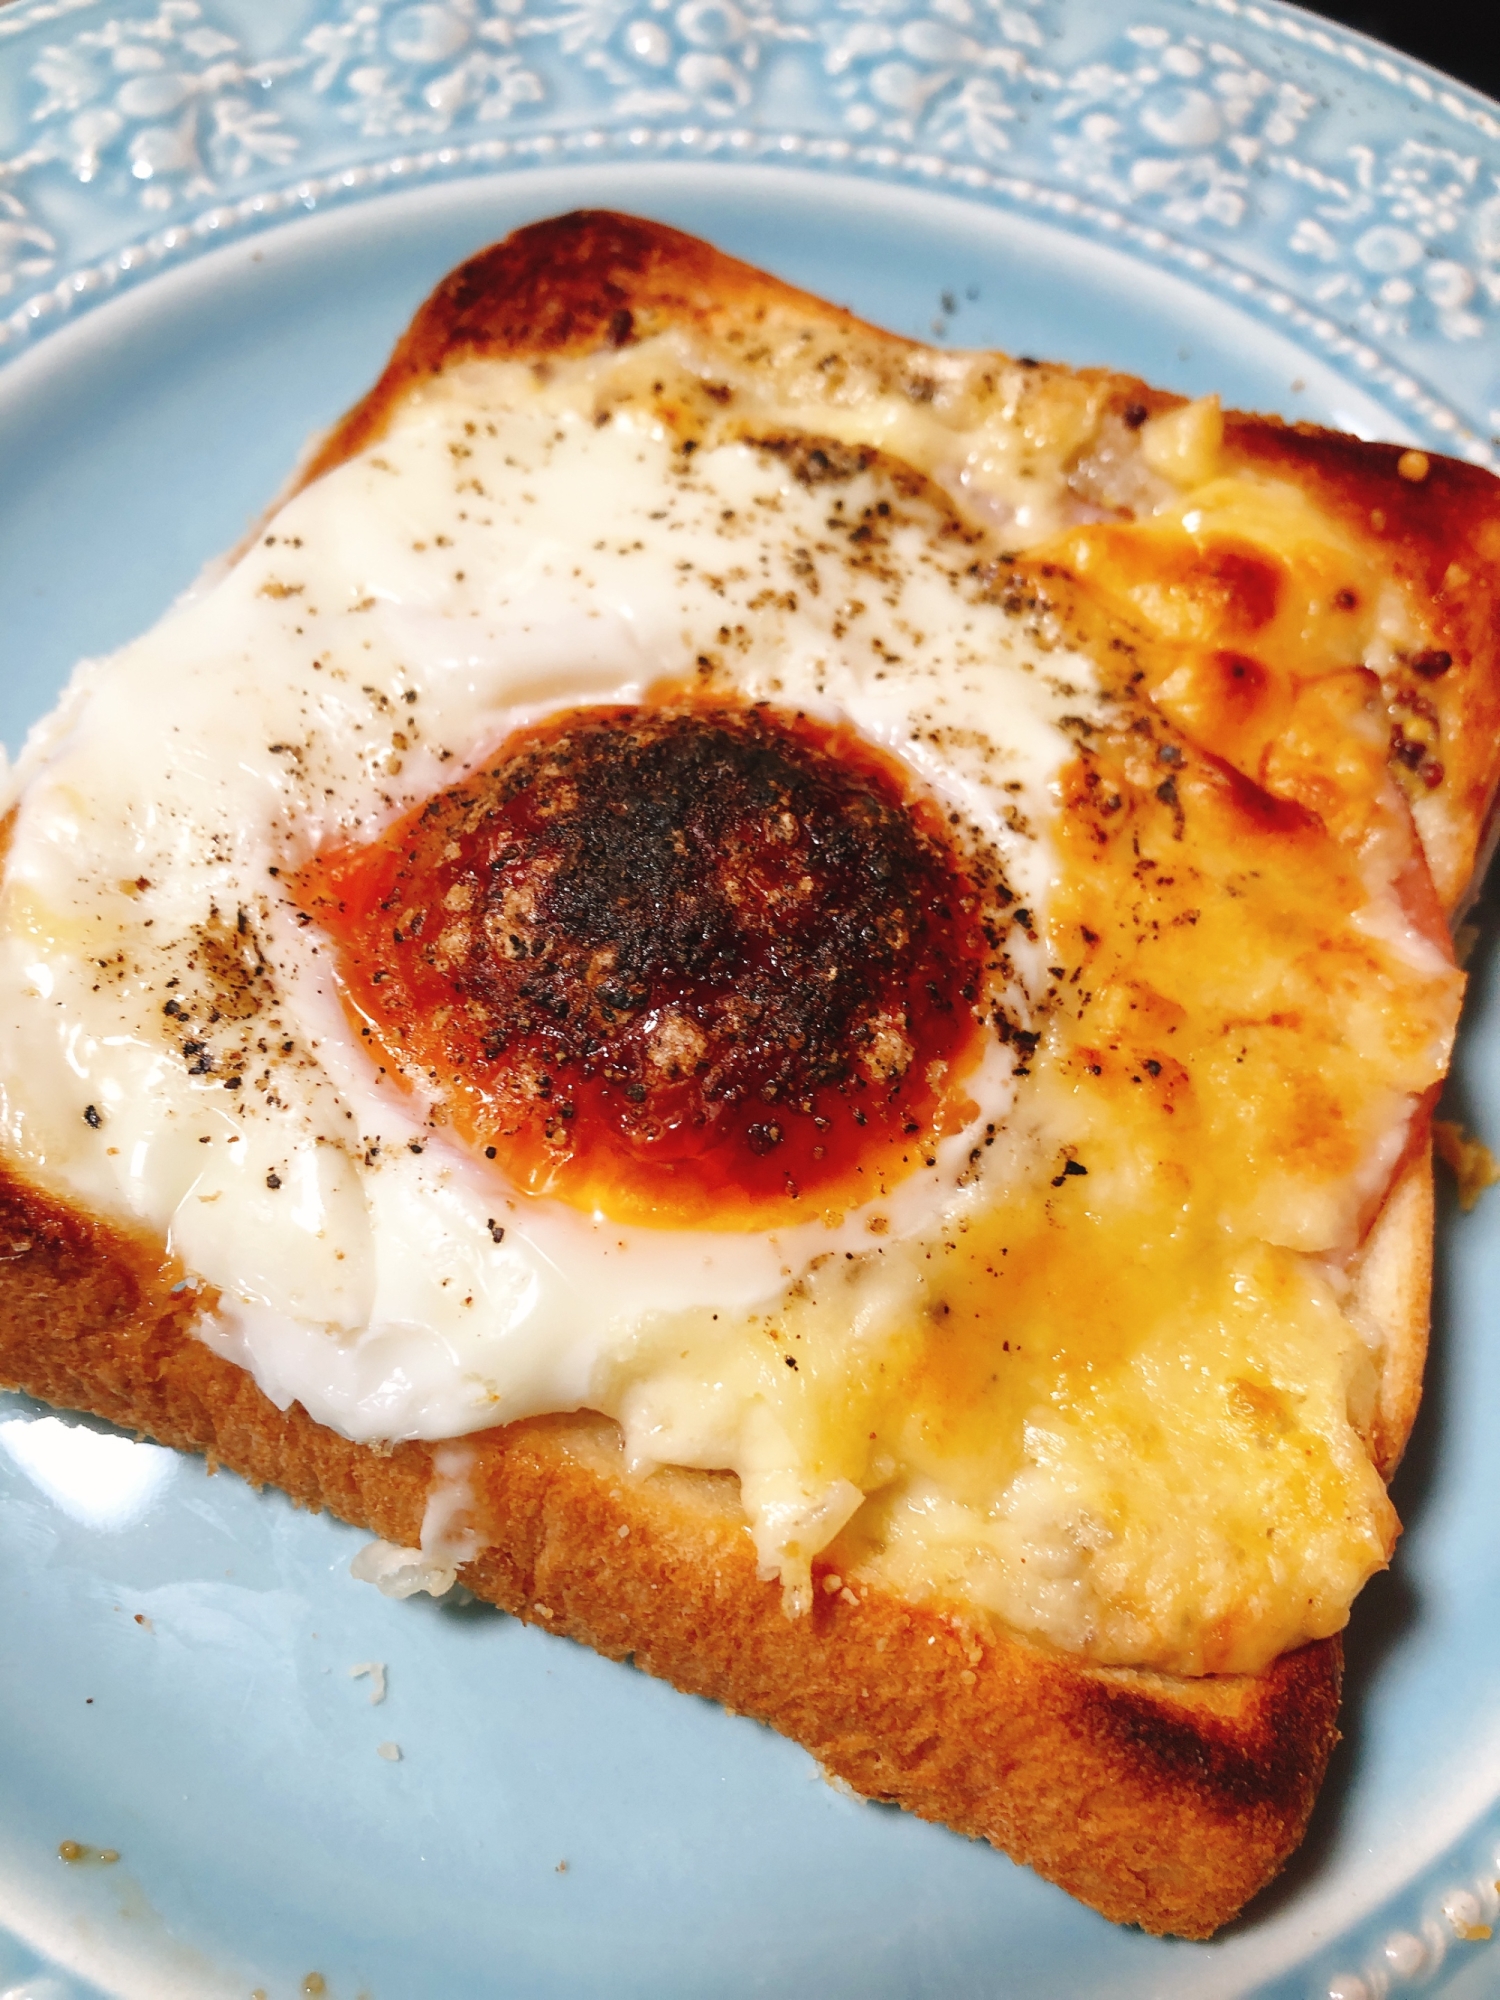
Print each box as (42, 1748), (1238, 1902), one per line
(4, 3), (1500, 1995)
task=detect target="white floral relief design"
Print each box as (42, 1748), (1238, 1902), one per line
(1286, 138), (1500, 346)
(821, 0), (1050, 156)
(19, 0), (299, 211)
(1050, 23), (1314, 228)
(0, 187), (56, 297)
(303, 0), (545, 138)
(301, 0), (819, 134)
(534, 0), (812, 120)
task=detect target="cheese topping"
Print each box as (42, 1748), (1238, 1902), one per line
(0, 340), (1461, 1672)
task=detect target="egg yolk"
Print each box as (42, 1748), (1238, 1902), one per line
(295, 701), (991, 1228)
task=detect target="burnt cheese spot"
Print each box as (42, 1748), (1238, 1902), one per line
(298, 702), (988, 1228)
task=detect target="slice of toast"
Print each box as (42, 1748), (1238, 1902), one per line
(2, 212), (1497, 1939)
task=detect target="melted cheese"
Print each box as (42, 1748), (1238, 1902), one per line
(0, 340), (1461, 1673)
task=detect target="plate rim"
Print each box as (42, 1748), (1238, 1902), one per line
(4, 3), (1500, 1996)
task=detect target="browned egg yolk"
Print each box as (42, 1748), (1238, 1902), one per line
(295, 701), (990, 1228)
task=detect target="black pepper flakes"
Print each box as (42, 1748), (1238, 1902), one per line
(83, 1104), (102, 1129)
(1411, 649), (1453, 680)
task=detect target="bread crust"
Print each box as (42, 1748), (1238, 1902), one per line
(1355, 1139), (1433, 1483)
(0, 211), (1487, 1938)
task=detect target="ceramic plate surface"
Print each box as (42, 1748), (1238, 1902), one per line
(3, 3), (1500, 1996)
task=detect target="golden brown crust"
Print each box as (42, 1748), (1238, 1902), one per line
(297, 210), (888, 481)
(0, 1165), (1338, 1938)
(0, 211), (1476, 1938)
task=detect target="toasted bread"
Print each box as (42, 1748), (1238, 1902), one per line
(3, 212), (1497, 1939)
